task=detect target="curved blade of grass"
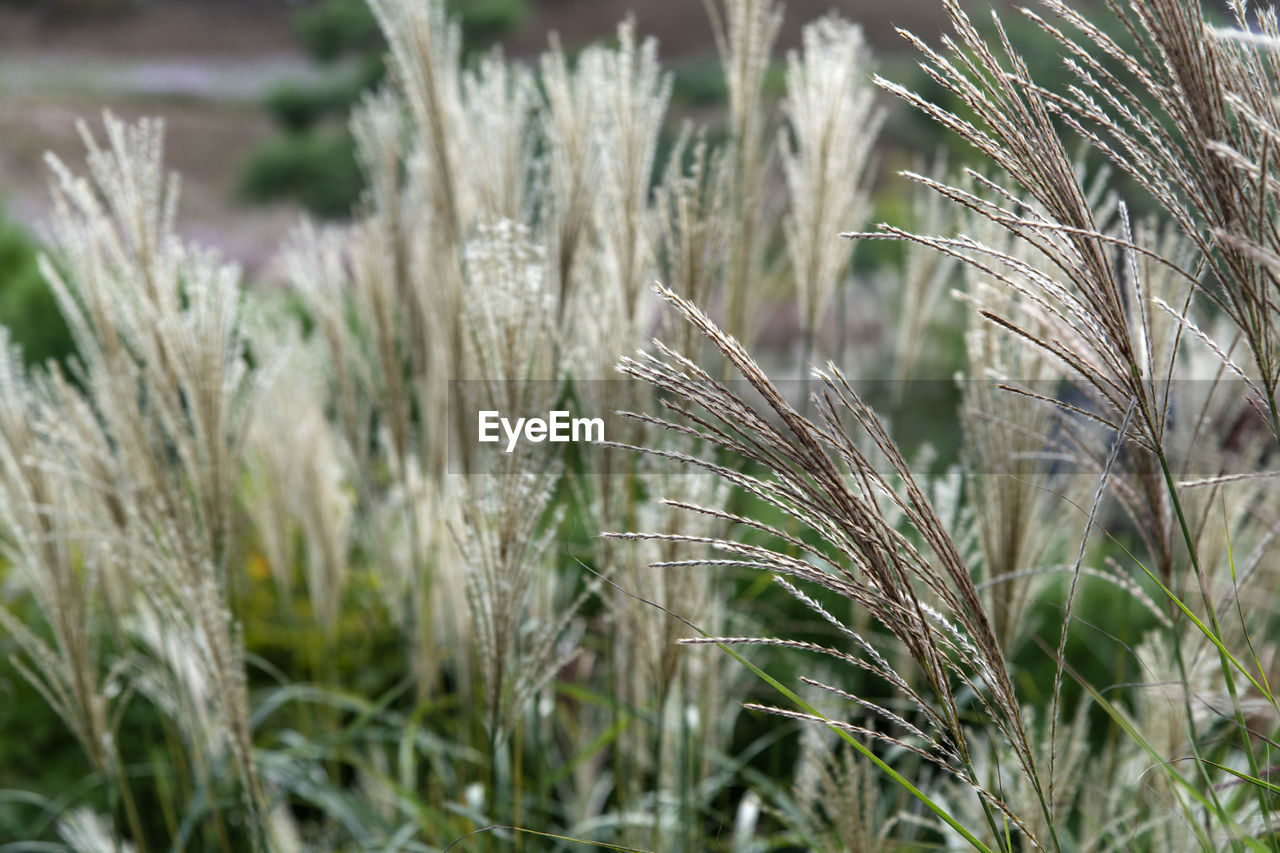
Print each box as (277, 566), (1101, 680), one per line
(1134, 558), (1272, 701)
(1203, 761), (1280, 796)
(1223, 497), (1275, 705)
(1038, 634), (1220, 850)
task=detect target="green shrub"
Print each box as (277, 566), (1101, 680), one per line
(672, 59), (728, 107)
(295, 0), (527, 64)
(244, 0), (528, 219)
(452, 0), (529, 49)
(294, 0), (383, 64)
(0, 214), (72, 368)
(265, 82), (355, 133)
(238, 133), (365, 219)
(671, 59), (786, 109)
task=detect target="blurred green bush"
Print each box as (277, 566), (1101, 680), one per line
(239, 132), (365, 219)
(0, 213), (73, 368)
(294, 0), (384, 63)
(264, 74), (376, 134)
(241, 0), (529, 219)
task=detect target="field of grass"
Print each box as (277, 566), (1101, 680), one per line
(0, 0), (1278, 850)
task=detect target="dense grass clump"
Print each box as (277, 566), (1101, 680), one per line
(2, 0), (1279, 850)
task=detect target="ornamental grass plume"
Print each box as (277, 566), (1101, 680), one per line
(243, 321), (353, 638)
(280, 79), (452, 696)
(959, 270), (1067, 652)
(30, 113), (267, 830)
(459, 51), (538, 227)
(781, 13), (881, 375)
(611, 284), (1054, 845)
(57, 808), (137, 853)
(127, 601), (233, 796)
(0, 334), (120, 777)
(365, 0), (465, 247)
(462, 219), (558, 414)
(856, 8), (1192, 482)
(282, 0), (679, 705)
(456, 217), (587, 743)
(609, 461), (739, 848)
(851, 43), (1271, 763)
(42, 116), (258, 576)
(15, 0), (1280, 848)
(950, 185), (1149, 655)
(894, 159), (960, 383)
(936, 708), (1095, 850)
(782, 724), (914, 852)
(1030, 0), (1280, 435)
(457, 467), (578, 744)
(842, 0), (1280, 844)
(539, 33), (604, 319)
(592, 19), (672, 325)
(273, 221), (372, 475)
(861, 0), (1280, 466)
(654, 128), (731, 363)
(616, 466), (729, 733)
(702, 0), (781, 349)
(858, 0), (1280, 608)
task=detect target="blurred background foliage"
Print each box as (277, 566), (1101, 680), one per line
(0, 213), (71, 367)
(240, 0), (530, 217)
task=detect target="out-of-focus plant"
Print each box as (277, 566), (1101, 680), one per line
(240, 0), (529, 219)
(0, 212), (73, 367)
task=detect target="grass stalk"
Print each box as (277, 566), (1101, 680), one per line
(585, 557), (999, 853)
(109, 752), (147, 853)
(798, 323), (814, 416)
(1156, 449), (1278, 851)
(648, 686), (669, 853)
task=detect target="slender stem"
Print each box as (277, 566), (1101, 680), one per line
(678, 671), (693, 853)
(1157, 449), (1273, 851)
(400, 459), (435, 705)
(1266, 387), (1280, 449)
(648, 680), (671, 853)
(960, 750), (1017, 853)
(207, 782), (234, 853)
(836, 275), (847, 372)
(488, 727), (499, 853)
(513, 722), (524, 853)
(110, 751), (148, 853)
(799, 321), (814, 417)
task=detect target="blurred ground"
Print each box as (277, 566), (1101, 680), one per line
(505, 0), (980, 58)
(0, 0), (970, 60)
(0, 3), (306, 276)
(0, 0), (973, 278)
